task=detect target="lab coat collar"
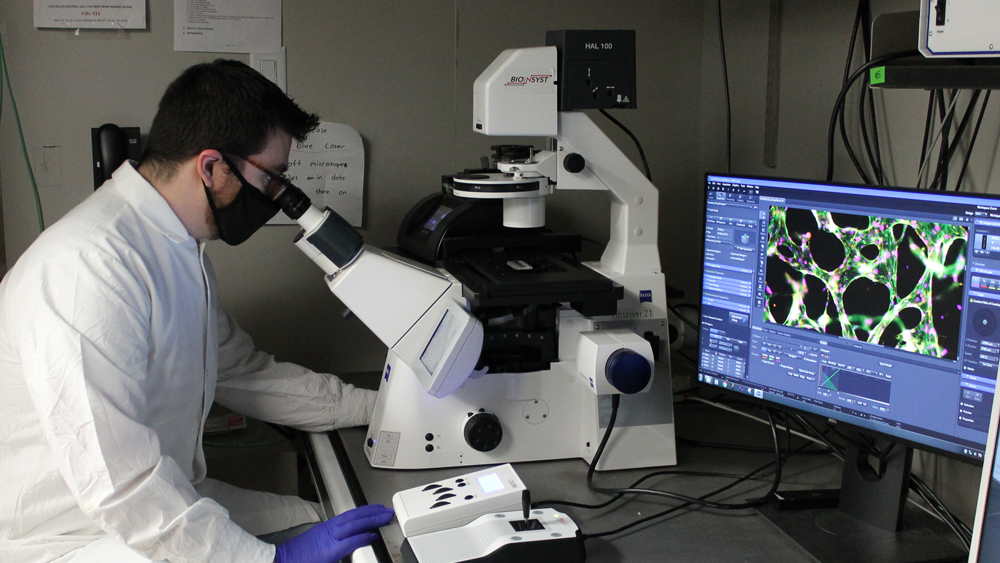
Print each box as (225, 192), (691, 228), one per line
(112, 161), (192, 244)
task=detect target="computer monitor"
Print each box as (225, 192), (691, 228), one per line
(970, 386), (1000, 562)
(697, 174), (993, 562)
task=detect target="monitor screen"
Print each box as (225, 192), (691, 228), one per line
(697, 174), (1000, 461)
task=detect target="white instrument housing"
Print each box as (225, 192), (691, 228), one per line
(393, 463), (525, 538)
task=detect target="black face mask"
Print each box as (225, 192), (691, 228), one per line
(205, 155), (281, 246)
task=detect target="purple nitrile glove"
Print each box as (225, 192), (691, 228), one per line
(274, 504), (395, 563)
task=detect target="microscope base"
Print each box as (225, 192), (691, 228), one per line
(364, 350), (676, 471)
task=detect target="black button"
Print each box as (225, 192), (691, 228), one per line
(563, 153), (586, 174)
(366, 437), (374, 448)
(457, 483), (467, 487)
(438, 493), (456, 500)
(434, 487), (453, 494)
(425, 444), (434, 453)
(456, 479), (465, 483)
(465, 495), (474, 500)
(425, 433), (434, 441)
(430, 501), (451, 509)
(422, 484), (441, 492)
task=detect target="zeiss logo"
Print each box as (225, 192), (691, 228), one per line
(506, 74), (552, 86)
(384, 365), (391, 381)
(639, 290), (652, 303)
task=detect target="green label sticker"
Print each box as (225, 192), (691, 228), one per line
(870, 66), (886, 85)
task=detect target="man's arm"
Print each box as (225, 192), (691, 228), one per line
(18, 254), (273, 563)
(213, 309), (377, 431)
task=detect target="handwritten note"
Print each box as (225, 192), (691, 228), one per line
(34, 1), (146, 29)
(270, 122), (365, 227)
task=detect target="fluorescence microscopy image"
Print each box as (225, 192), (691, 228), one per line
(764, 207), (966, 360)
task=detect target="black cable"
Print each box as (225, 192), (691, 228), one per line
(918, 91), (937, 179)
(668, 304), (699, 332)
(677, 436), (777, 453)
(585, 396), (783, 510)
(841, 2), (863, 86)
(839, 84), (873, 184)
(912, 474), (971, 539)
(934, 90), (955, 191)
(840, 0), (873, 184)
(718, 0), (731, 173)
(858, 81), (877, 183)
(598, 108), (651, 181)
(910, 474), (971, 548)
(789, 414), (846, 457)
(677, 435), (832, 456)
(858, 0), (884, 184)
(826, 50), (920, 182)
(535, 466), (776, 512)
(954, 90), (991, 191)
(583, 438), (820, 540)
(928, 90), (982, 191)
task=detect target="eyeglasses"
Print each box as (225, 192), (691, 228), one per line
(226, 155), (294, 200)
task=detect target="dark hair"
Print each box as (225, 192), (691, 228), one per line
(140, 59), (319, 178)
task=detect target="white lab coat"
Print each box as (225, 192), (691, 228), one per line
(0, 163), (377, 563)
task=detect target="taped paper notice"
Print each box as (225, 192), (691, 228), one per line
(34, 1), (146, 29)
(174, 0), (280, 53)
(271, 122), (365, 227)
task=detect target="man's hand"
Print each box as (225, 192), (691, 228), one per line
(274, 504), (394, 563)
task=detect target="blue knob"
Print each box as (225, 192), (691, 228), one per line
(605, 349), (652, 394)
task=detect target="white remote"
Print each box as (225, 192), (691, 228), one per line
(393, 463), (526, 537)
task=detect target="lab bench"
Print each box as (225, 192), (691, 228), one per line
(304, 392), (968, 563)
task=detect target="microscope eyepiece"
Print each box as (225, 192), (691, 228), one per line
(273, 183), (312, 220)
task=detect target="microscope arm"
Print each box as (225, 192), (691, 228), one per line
(553, 111), (661, 276)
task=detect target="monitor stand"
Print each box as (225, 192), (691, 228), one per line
(757, 441), (967, 563)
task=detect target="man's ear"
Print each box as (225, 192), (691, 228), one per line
(196, 149), (225, 188)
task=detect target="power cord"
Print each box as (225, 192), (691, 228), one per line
(717, 0), (731, 173)
(826, 49), (920, 182)
(915, 92), (960, 189)
(0, 28), (44, 232)
(954, 90), (991, 191)
(686, 394), (972, 548)
(582, 437), (821, 540)
(927, 90), (982, 191)
(598, 108), (651, 181)
(667, 304), (699, 332)
(583, 395), (782, 511)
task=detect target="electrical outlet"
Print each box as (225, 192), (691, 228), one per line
(250, 47), (286, 92)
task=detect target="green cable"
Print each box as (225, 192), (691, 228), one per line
(0, 30), (44, 232)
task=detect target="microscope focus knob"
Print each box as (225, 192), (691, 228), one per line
(563, 153), (586, 173)
(605, 349), (652, 394)
(464, 412), (503, 452)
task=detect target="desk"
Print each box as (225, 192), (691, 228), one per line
(308, 397), (965, 562)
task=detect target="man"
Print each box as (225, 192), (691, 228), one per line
(0, 60), (392, 563)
